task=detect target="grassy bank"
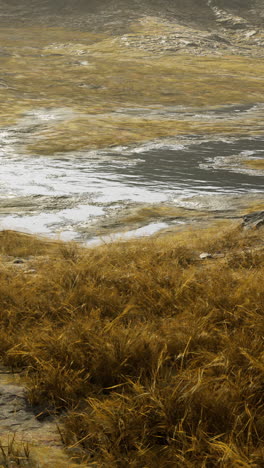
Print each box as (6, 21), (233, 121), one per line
(0, 223), (264, 467)
(1, 24), (264, 153)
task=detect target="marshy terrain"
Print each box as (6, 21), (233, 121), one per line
(0, 0), (264, 240)
(0, 0), (264, 466)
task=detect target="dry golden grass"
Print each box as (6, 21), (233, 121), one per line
(26, 114), (264, 155)
(240, 200), (264, 215)
(117, 205), (208, 226)
(0, 223), (264, 467)
(0, 230), (59, 258)
(1, 24), (264, 151)
(0, 436), (33, 467)
(242, 159), (264, 171)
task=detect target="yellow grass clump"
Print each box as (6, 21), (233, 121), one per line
(0, 223), (264, 467)
(242, 159), (264, 171)
(0, 436), (33, 468)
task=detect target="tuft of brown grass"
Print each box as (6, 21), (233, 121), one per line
(242, 159), (264, 171)
(0, 230), (58, 258)
(0, 436), (34, 467)
(0, 221), (264, 466)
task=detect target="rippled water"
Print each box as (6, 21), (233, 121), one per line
(0, 10), (263, 242)
(1, 112), (263, 241)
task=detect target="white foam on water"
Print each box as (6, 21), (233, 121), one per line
(200, 150), (264, 176)
(174, 191), (264, 213)
(0, 204), (105, 238)
(104, 139), (186, 156)
(1, 107), (264, 241)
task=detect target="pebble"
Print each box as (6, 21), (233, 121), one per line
(199, 252), (213, 259)
(13, 258), (26, 264)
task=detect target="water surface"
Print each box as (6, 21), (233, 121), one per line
(0, 4), (263, 242)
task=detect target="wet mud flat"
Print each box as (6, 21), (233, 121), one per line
(0, 365), (91, 467)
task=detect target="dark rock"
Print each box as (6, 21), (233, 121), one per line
(242, 211), (264, 229)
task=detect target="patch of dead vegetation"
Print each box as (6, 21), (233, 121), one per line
(242, 159), (264, 171)
(0, 230), (59, 258)
(27, 113), (264, 154)
(0, 222), (264, 466)
(1, 24), (264, 153)
(0, 436), (34, 468)
(239, 200), (264, 215)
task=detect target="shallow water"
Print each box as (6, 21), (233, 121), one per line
(1, 118), (263, 241)
(0, 11), (263, 242)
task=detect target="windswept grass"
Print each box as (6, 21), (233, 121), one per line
(26, 113), (264, 155)
(0, 230), (58, 258)
(0, 223), (264, 466)
(118, 205), (208, 225)
(1, 24), (264, 152)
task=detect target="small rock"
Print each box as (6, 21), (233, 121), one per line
(242, 211), (264, 229)
(13, 258), (26, 264)
(199, 252), (213, 260)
